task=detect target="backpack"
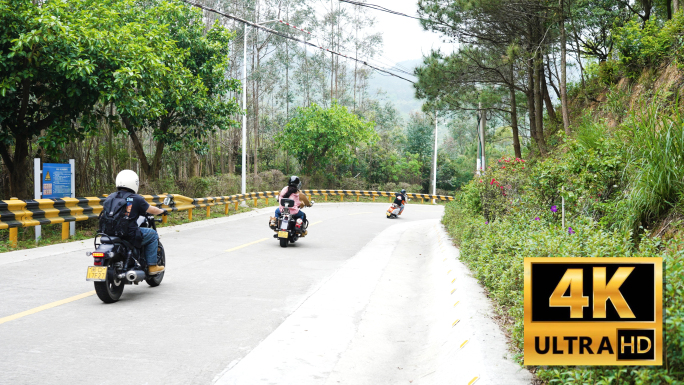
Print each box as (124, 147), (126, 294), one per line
(99, 191), (134, 238)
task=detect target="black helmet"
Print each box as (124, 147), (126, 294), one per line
(401, 189), (406, 194)
(288, 175), (302, 190)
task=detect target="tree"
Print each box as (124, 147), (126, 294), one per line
(115, 1), (240, 180)
(0, 0), (173, 198)
(274, 102), (377, 173)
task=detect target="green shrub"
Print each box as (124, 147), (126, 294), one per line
(442, 201), (684, 383)
(614, 12), (684, 78)
(621, 100), (684, 233)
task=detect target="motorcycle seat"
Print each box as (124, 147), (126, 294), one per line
(100, 236), (123, 244)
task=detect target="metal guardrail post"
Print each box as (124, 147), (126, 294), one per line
(206, 206), (211, 218)
(8, 197), (18, 247)
(188, 208), (193, 221)
(61, 223), (69, 240)
(253, 198), (257, 206)
(234, 201), (239, 211)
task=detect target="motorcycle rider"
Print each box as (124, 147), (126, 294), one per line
(274, 176), (312, 231)
(394, 189), (408, 215)
(107, 170), (166, 274)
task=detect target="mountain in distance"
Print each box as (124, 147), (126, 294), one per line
(367, 58), (424, 119)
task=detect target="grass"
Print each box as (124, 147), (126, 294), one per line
(0, 195), (446, 252)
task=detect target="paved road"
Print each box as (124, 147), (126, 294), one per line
(0, 202), (531, 385)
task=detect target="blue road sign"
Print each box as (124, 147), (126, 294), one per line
(42, 163), (72, 199)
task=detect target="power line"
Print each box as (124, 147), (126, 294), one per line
(338, 0), (452, 28)
(181, 0), (415, 83)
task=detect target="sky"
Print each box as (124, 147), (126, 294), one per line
(354, 0), (454, 65)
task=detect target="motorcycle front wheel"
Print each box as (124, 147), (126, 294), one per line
(145, 243), (166, 287)
(94, 266), (124, 303)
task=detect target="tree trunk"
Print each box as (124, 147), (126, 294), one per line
(674, 0), (679, 15)
(0, 134), (30, 199)
(123, 117), (165, 181)
(542, 74), (557, 123)
(509, 65), (522, 159)
(559, 0), (571, 134)
(533, 48), (547, 155)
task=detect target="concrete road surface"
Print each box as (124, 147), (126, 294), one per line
(0, 202), (531, 385)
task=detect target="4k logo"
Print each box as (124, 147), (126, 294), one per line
(524, 258), (662, 366)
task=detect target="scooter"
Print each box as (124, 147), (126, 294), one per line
(386, 203), (402, 219)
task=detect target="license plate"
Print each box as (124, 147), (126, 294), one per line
(86, 266), (107, 281)
(278, 231), (289, 239)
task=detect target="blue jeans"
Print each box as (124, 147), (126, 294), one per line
(399, 204), (405, 214)
(275, 208), (306, 222)
(139, 227), (159, 266)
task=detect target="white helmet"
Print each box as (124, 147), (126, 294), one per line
(116, 170), (139, 193)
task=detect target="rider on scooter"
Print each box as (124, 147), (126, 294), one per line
(394, 189), (407, 215)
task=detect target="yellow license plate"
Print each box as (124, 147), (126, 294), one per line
(278, 231), (289, 238)
(86, 266), (107, 281)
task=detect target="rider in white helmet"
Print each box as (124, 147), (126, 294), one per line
(113, 170), (166, 274)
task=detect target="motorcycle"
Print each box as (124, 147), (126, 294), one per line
(85, 196), (172, 303)
(270, 198), (308, 248)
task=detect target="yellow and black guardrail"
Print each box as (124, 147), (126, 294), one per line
(1, 190), (453, 247)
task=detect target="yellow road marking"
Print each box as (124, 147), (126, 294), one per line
(452, 319), (460, 327)
(226, 238), (269, 252)
(454, 301), (460, 307)
(0, 291), (95, 325)
(451, 289), (456, 294)
(447, 270), (452, 274)
(443, 258), (446, 262)
(348, 212), (372, 216)
(460, 340), (469, 349)
(309, 221), (323, 226)
(451, 278), (455, 283)
(468, 376), (480, 385)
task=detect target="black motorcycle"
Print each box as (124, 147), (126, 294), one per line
(271, 198), (307, 248)
(86, 197), (171, 303)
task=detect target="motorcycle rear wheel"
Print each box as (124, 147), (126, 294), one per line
(94, 268), (124, 303)
(145, 243), (166, 287)
(279, 238), (288, 248)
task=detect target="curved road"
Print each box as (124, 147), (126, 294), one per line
(0, 202), (531, 385)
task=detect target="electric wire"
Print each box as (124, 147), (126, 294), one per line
(180, 0), (416, 83)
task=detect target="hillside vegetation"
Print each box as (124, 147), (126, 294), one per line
(441, 12), (684, 385)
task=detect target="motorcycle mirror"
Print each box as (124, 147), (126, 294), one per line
(163, 196), (173, 206)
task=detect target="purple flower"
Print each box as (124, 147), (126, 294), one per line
(551, 205), (558, 213)
(485, 221), (489, 225)
(568, 227), (575, 235)
(534, 217), (540, 221)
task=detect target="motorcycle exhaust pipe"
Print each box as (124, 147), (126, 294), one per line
(125, 269), (146, 283)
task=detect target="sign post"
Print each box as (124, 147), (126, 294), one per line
(38, 160), (75, 240)
(69, 159), (75, 236)
(34, 158), (41, 241)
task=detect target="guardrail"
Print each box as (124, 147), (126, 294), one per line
(1, 190), (453, 247)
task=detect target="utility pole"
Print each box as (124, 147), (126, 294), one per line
(432, 111), (438, 204)
(479, 103), (486, 173)
(242, 23), (247, 195)
(241, 19), (277, 195)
